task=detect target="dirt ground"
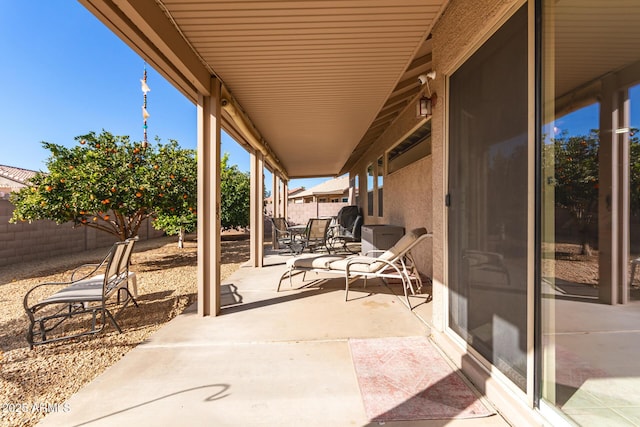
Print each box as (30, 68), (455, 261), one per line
(0, 234), (249, 427)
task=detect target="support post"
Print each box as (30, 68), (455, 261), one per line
(282, 180), (289, 221)
(197, 77), (222, 316)
(272, 173), (280, 249)
(250, 152), (265, 267)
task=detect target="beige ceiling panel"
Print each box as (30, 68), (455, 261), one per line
(84, 0), (445, 178)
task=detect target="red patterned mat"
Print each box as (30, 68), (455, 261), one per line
(349, 336), (495, 421)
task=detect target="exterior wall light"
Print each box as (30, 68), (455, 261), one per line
(417, 70), (436, 117)
(418, 93), (437, 117)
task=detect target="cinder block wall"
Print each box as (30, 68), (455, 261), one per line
(0, 200), (164, 267)
(286, 202), (348, 225)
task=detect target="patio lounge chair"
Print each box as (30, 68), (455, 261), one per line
(278, 227), (431, 309)
(23, 237), (138, 349)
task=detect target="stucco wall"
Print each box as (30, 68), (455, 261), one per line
(384, 156), (433, 277)
(0, 199), (165, 267)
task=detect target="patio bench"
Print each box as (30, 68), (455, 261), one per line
(23, 237), (138, 349)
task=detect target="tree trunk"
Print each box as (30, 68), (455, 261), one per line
(178, 228), (185, 249)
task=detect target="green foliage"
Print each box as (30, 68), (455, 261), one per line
(150, 141), (197, 238)
(549, 130), (600, 228)
(546, 128), (640, 252)
(10, 130), (197, 241)
(630, 129), (640, 216)
(220, 153), (250, 230)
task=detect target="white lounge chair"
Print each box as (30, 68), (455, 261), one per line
(23, 237), (138, 348)
(278, 227), (431, 309)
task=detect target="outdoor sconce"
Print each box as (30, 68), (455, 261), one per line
(418, 93), (437, 117)
(419, 96), (432, 116)
(417, 70), (437, 117)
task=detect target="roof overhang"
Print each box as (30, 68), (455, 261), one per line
(79, 0), (445, 180)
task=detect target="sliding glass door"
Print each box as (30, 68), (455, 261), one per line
(540, 1), (640, 424)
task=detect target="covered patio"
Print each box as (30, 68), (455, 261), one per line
(78, 0), (439, 317)
(58, 0), (640, 426)
(36, 251), (508, 426)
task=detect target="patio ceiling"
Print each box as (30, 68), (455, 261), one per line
(80, 0), (444, 179)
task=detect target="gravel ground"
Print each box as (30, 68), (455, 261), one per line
(0, 234), (249, 427)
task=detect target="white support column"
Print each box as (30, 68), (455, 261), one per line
(250, 152), (265, 267)
(197, 77), (222, 316)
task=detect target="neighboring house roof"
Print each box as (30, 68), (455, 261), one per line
(290, 176), (350, 199)
(0, 165), (39, 199)
(0, 164), (39, 186)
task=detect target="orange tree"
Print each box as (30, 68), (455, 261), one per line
(10, 130), (196, 241)
(219, 152), (250, 231)
(153, 152), (251, 247)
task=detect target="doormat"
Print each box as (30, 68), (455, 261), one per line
(349, 336), (495, 422)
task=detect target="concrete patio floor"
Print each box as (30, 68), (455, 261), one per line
(37, 253), (511, 427)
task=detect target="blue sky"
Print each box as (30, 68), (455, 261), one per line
(0, 2), (325, 191)
(554, 85), (640, 137)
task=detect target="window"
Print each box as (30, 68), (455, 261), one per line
(387, 120), (432, 174)
(367, 163), (374, 216)
(377, 156), (384, 217)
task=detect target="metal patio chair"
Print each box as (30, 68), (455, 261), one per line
(290, 217), (332, 255)
(23, 237), (138, 348)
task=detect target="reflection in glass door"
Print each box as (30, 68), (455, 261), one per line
(628, 84), (640, 303)
(540, 1), (640, 425)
